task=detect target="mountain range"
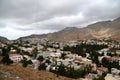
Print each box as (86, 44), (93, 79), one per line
(0, 17), (120, 43)
(18, 17), (120, 41)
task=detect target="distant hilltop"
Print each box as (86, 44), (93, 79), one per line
(0, 36), (9, 43)
(0, 17), (120, 43)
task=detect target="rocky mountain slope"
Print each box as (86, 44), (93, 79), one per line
(18, 17), (120, 41)
(0, 36), (9, 43)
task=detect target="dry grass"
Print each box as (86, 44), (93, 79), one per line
(0, 56), (81, 80)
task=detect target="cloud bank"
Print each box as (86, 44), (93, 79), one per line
(0, 0), (120, 40)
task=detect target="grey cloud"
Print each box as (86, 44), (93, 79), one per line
(0, 0), (120, 39)
(0, 0), (79, 19)
(0, 0), (92, 25)
(83, 0), (120, 20)
(0, 24), (6, 28)
(0, 22), (6, 28)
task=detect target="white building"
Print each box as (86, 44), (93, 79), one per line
(105, 74), (120, 80)
(81, 58), (92, 65)
(9, 54), (23, 62)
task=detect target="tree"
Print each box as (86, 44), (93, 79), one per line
(61, 53), (66, 59)
(101, 57), (108, 67)
(57, 64), (66, 76)
(32, 47), (38, 58)
(22, 60), (28, 67)
(37, 55), (44, 62)
(2, 46), (10, 56)
(1, 54), (13, 65)
(38, 63), (46, 70)
(21, 57), (28, 67)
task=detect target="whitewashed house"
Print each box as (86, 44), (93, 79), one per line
(111, 68), (120, 77)
(81, 58), (92, 65)
(9, 54), (23, 62)
(97, 67), (108, 76)
(31, 60), (40, 69)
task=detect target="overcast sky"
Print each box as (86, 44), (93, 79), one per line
(0, 0), (120, 40)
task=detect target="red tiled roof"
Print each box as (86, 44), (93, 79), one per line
(106, 57), (112, 61)
(9, 54), (22, 57)
(84, 74), (88, 78)
(97, 67), (107, 72)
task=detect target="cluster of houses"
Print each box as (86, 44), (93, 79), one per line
(0, 39), (120, 80)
